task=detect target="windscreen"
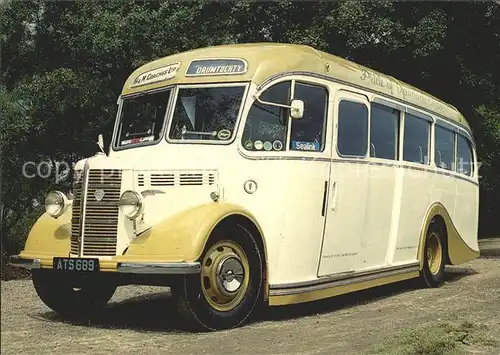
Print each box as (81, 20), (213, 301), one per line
(117, 89), (171, 146)
(168, 86), (245, 142)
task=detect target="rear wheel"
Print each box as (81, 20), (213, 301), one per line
(421, 220), (446, 287)
(32, 269), (116, 318)
(173, 224), (263, 331)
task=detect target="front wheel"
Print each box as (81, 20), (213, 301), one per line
(173, 224), (263, 331)
(32, 269), (116, 318)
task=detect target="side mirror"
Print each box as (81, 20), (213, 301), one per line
(254, 94), (305, 119)
(97, 134), (106, 155)
(290, 99), (304, 119)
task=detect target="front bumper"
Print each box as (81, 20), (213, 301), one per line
(10, 255), (41, 269)
(9, 255), (201, 275)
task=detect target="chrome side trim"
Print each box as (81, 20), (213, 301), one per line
(9, 256), (41, 269)
(237, 149), (479, 186)
(117, 262), (201, 274)
(269, 263), (419, 296)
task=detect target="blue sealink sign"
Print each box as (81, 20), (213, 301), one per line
(186, 59), (247, 76)
(291, 140), (320, 151)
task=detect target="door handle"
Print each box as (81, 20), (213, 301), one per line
(321, 181), (328, 216)
(330, 180), (338, 211)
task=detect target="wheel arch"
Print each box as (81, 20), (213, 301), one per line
(417, 202), (479, 270)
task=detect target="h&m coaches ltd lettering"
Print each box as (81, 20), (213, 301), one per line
(130, 62), (181, 88)
(186, 59), (248, 76)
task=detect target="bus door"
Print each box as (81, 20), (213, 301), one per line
(317, 90), (370, 277)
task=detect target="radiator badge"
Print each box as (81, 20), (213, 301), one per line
(94, 189), (105, 201)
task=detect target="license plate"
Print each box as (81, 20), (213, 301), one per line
(53, 257), (99, 272)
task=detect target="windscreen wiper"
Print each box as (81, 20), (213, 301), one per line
(181, 125), (217, 137)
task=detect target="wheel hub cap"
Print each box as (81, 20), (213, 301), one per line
(218, 257), (244, 293)
(200, 240), (250, 312)
(427, 232), (443, 275)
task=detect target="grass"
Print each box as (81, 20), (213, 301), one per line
(369, 320), (498, 355)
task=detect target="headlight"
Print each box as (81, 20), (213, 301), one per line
(119, 190), (143, 219)
(45, 191), (69, 218)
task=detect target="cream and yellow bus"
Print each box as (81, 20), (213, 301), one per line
(11, 43), (479, 331)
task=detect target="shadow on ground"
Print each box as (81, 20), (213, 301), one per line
(32, 265), (478, 333)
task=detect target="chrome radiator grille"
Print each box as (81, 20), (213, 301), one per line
(70, 174), (83, 255)
(70, 169), (122, 256)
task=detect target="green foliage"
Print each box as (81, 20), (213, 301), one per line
(1, 0), (499, 263)
(370, 320), (498, 355)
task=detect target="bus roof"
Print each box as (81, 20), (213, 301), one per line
(122, 43), (470, 131)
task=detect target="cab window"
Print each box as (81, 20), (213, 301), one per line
(289, 83), (328, 152)
(242, 81), (290, 151)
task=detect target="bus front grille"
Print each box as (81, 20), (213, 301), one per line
(70, 169), (122, 256)
(70, 175), (83, 255)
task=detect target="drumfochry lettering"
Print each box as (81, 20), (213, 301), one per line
(186, 59), (247, 76)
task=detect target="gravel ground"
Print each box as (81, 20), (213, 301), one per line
(2, 255), (499, 354)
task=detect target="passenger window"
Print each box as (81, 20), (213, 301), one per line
(337, 100), (368, 157)
(434, 125), (455, 170)
(456, 134), (474, 176)
(403, 113), (430, 164)
(242, 81), (290, 151)
(290, 83), (328, 152)
(370, 103), (399, 160)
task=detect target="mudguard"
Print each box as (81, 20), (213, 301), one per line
(417, 203), (479, 269)
(114, 202), (267, 263)
(18, 210), (71, 263)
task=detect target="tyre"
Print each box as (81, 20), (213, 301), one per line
(32, 269), (116, 318)
(420, 220), (446, 287)
(173, 223), (263, 331)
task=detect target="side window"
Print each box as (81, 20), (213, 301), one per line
(289, 83), (328, 152)
(242, 81), (290, 151)
(370, 103), (399, 160)
(456, 134), (474, 176)
(434, 125), (455, 170)
(337, 100), (369, 157)
(403, 113), (430, 164)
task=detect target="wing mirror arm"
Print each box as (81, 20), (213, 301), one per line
(253, 94), (304, 119)
(97, 133), (107, 156)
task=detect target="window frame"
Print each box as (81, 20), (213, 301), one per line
(336, 97), (370, 159)
(240, 79), (292, 152)
(288, 80), (329, 153)
(165, 82), (250, 146)
(434, 123), (456, 171)
(402, 111), (431, 166)
(112, 86), (175, 152)
(369, 102), (401, 161)
(240, 77), (330, 154)
(455, 132), (475, 177)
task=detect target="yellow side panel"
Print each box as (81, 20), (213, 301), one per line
(114, 203), (265, 263)
(19, 211), (71, 259)
(417, 203), (479, 269)
(269, 271), (419, 306)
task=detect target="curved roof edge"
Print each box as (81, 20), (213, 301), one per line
(121, 42), (470, 132)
